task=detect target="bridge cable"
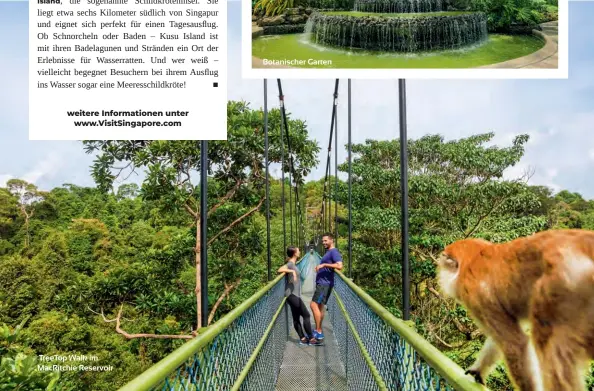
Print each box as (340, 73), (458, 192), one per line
(277, 81), (293, 247)
(289, 156), (293, 246)
(264, 80), (272, 281)
(289, 80), (303, 251)
(278, 85), (287, 252)
(320, 79), (340, 254)
(347, 79), (352, 279)
(399, 79), (411, 321)
(320, 81), (333, 251)
(277, 80), (304, 251)
(334, 90), (338, 243)
(200, 140), (208, 327)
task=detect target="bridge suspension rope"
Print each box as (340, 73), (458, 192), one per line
(347, 79), (352, 278)
(278, 83), (287, 253)
(320, 80), (340, 254)
(262, 79), (308, 279)
(265, 78), (408, 315)
(277, 79), (303, 252)
(398, 79), (411, 321)
(277, 79), (305, 252)
(264, 80), (272, 281)
(331, 82), (338, 249)
(199, 140), (209, 326)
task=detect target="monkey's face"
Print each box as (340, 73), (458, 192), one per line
(437, 238), (492, 299)
(437, 252), (460, 299)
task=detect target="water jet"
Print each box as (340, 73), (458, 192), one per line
(305, 1), (488, 52)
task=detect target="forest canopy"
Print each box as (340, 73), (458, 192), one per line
(1, 103), (593, 390)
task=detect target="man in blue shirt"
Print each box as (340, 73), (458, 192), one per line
(310, 232), (343, 341)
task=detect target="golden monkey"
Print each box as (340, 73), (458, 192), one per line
(437, 229), (594, 391)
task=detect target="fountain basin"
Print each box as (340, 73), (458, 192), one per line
(306, 11), (488, 52)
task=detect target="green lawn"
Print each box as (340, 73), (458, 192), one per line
(252, 33), (545, 69)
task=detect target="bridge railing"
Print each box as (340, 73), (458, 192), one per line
(318, 250), (487, 391)
(118, 254), (307, 391)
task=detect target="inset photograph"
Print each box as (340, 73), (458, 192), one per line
(246, 0), (563, 74)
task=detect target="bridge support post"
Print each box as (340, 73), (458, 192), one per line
(347, 79), (352, 279)
(399, 79), (411, 321)
(334, 88), (338, 242)
(264, 79), (272, 281)
(279, 82), (287, 253)
(200, 140), (209, 328)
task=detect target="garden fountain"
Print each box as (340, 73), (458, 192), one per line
(305, 0), (488, 52)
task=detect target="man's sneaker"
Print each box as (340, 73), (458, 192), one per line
(313, 330), (325, 340)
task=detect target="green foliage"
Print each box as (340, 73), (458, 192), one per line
(0, 188), (18, 241)
(0, 316), (30, 357)
(469, 0), (553, 32)
(80, 100), (320, 328)
(0, 180), (288, 390)
(254, 0), (294, 16)
(0, 354), (64, 391)
(539, 4), (557, 22)
(301, 0), (355, 9)
(587, 363), (594, 391)
(21, 312), (90, 353)
(0, 316), (71, 391)
(0, 101), (319, 390)
(83, 102), (319, 210)
(2, 105), (592, 390)
(327, 132), (584, 389)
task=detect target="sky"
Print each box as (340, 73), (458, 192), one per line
(1, 1), (594, 198)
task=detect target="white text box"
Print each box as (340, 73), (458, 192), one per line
(29, 0), (227, 140)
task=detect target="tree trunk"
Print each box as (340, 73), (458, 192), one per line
(195, 219), (202, 329)
(25, 216), (30, 248)
(21, 205), (30, 248)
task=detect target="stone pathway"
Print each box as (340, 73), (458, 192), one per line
(541, 20), (559, 44)
(479, 21), (558, 69)
(252, 22), (263, 39)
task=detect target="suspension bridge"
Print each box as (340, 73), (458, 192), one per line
(117, 79), (489, 391)
(118, 251), (486, 391)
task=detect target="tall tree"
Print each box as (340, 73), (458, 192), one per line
(6, 179), (45, 248)
(82, 101), (320, 332)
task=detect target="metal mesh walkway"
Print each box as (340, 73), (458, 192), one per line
(275, 255), (348, 391)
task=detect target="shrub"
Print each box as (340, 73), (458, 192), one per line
(539, 5), (558, 23)
(253, 0), (295, 16)
(470, 0), (555, 33)
(0, 317), (72, 391)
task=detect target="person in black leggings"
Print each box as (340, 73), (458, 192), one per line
(277, 246), (320, 345)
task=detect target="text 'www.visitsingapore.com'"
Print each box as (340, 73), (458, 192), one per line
(67, 109), (185, 129)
